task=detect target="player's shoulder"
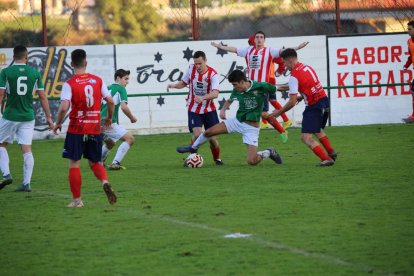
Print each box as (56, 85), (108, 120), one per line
(207, 65), (218, 75)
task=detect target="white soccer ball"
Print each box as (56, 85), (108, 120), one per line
(184, 153), (204, 168)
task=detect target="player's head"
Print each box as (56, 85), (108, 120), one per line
(248, 35), (255, 47)
(13, 45), (28, 63)
(115, 69), (130, 87)
(193, 51), (207, 73)
(71, 49), (87, 69)
(254, 31), (266, 48)
(280, 48), (298, 70)
(408, 20), (414, 37)
(228, 69), (248, 92)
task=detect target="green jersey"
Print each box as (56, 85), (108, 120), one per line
(0, 64), (44, 122)
(230, 81), (276, 122)
(101, 83), (128, 124)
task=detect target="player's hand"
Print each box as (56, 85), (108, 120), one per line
(194, 95), (204, 104)
(219, 110), (226, 120)
(53, 124), (62, 135)
(211, 41), (219, 48)
(130, 116), (137, 123)
(103, 117), (112, 129)
(166, 84), (173, 92)
(271, 110), (281, 118)
(297, 41), (309, 50)
(46, 117), (54, 130)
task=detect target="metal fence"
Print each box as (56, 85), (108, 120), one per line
(0, 0), (413, 48)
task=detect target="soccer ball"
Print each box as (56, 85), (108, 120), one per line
(184, 153), (204, 168)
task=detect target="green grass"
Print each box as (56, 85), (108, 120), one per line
(1, 124), (413, 275)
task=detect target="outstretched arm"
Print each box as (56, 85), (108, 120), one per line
(211, 42), (237, 53)
(167, 81), (186, 92)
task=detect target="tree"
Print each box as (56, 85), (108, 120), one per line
(95, 0), (164, 43)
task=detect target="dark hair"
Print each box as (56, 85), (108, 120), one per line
(255, 31), (266, 39)
(280, 48), (297, 59)
(71, 49), (87, 68)
(228, 70), (247, 83)
(193, 51), (206, 60)
(408, 21), (414, 28)
(114, 69), (130, 80)
(13, 45), (28, 59)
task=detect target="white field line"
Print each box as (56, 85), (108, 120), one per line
(32, 189), (393, 275)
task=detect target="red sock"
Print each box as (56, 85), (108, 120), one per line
(262, 118), (268, 124)
(90, 163), (108, 182)
(312, 145), (332, 161)
(319, 136), (334, 154)
(69, 168), (82, 199)
(270, 100), (289, 122)
(210, 144), (220, 160)
(266, 116), (285, 134)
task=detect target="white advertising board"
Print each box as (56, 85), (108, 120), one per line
(327, 33), (412, 126)
(0, 45), (115, 139)
(116, 35), (327, 133)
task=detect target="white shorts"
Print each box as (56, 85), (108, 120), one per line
(103, 123), (127, 142)
(224, 117), (260, 147)
(0, 118), (35, 145)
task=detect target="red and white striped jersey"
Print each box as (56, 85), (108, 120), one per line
(238, 46), (281, 83)
(182, 64), (219, 114)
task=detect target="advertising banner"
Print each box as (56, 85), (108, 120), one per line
(327, 33), (412, 125)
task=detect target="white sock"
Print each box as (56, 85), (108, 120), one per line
(0, 147), (10, 177)
(257, 150), (270, 159)
(192, 133), (209, 149)
(23, 152), (34, 185)
(102, 144), (110, 162)
(113, 142), (130, 164)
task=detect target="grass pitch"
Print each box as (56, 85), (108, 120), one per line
(1, 124), (413, 275)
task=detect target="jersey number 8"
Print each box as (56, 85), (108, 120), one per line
(84, 84), (94, 107)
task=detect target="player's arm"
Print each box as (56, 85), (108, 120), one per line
(53, 81), (71, 134)
(37, 90), (54, 129)
(271, 77), (298, 118)
(210, 42), (237, 53)
(53, 99), (70, 135)
(0, 70), (6, 104)
(219, 98), (233, 120)
(120, 102), (137, 123)
(102, 83), (114, 129)
(167, 81), (186, 92)
(279, 42), (309, 55)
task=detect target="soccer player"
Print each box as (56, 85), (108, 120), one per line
(0, 45), (54, 192)
(53, 49), (117, 208)
(403, 20), (414, 123)
(176, 69), (282, 166)
(167, 50), (223, 165)
(101, 69), (137, 170)
(211, 31), (308, 143)
(247, 35), (292, 130)
(272, 48), (336, 166)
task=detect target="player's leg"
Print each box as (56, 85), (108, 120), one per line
(176, 122), (228, 153)
(262, 111), (288, 144)
(63, 133), (85, 207)
(301, 104), (334, 166)
(403, 80), (414, 123)
(0, 119), (15, 190)
(101, 133), (116, 163)
(111, 132), (134, 168)
(203, 112), (223, 165)
(269, 92), (291, 128)
(240, 123), (282, 165)
(15, 120), (35, 192)
(85, 134), (116, 205)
